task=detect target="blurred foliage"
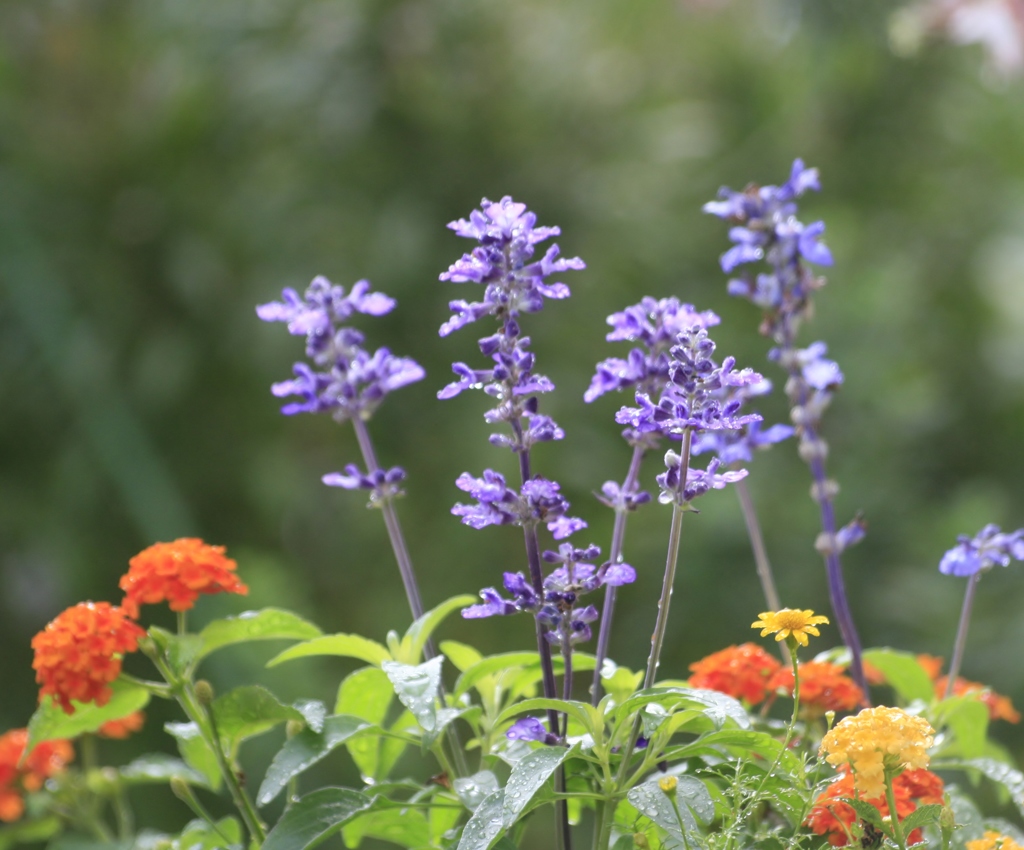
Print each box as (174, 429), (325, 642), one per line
(2, 0), (1024, 820)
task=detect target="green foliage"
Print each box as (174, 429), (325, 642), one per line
(261, 788), (375, 850)
(26, 679), (151, 753)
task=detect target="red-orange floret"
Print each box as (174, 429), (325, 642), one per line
(0, 728), (73, 822)
(688, 643), (783, 705)
(31, 602), (145, 714)
(769, 661), (865, 716)
(97, 710), (145, 740)
(805, 767), (944, 847)
(120, 538), (248, 619)
(935, 675), (1021, 724)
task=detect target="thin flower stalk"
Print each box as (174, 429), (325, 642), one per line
(734, 477), (781, 612)
(945, 572), (981, 699)
(591, 443), (646, 705)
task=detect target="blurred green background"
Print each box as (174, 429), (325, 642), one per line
(2, 0), (1024, 837)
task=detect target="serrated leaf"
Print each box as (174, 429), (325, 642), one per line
(120, 753), (209, 786)
(211, 685), (307, 757)
(422, 706), (463, 749)
(454, 653), (540, 699)
(863, 648), (936, 703)
(382, 657), (443, 732)
(456, 788), (505, 850)
(164, 721), (222, 791)
(627, 776), (712, 844)
(841, 797), (886, 830)
(341, 808), (431, 848)
(257, 715), (372, 806)
(267, 634), (391, 668)
(959, 758), (1024, 820)
(399, 595), (477, 665)
(502, 745), (572, 827)
(505, 654), (597, 702)
(335, 666), (393, 779)
(899, 803), (944, 835)
(261, 787), (375, 850)
(26, 678), (151, 753)
(197, 608), (322, 661)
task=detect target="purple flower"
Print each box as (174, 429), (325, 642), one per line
(506, 717), (558, 744)
(656, 454), (749, 505)
(451, 471), (586, 539)
(439, 197), (584, 336)
(939, 524), (1024, 577)
(596, 481), (652, 512)
(258, 277), (424, 423)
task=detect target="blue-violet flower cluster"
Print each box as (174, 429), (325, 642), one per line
(940, 524), (1024, 577)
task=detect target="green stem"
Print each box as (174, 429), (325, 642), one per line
(592, 796), (618, 850)
(178, 609), (188, 637)
(945, 572), (981, 698)
(884, 771), (908, 850)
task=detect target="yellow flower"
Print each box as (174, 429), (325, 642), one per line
(751, 608), (830, 647)
(967, 832), (1024, 850)
(819, 706), (935, 799)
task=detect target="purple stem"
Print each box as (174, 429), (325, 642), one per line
(735, 477), (781, 612)
(591, 444), (646, 706)
(352, 417), (425, 622)
(945, 572), (981, 699)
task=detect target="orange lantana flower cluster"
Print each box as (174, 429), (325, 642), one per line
(0, 729), (74, 823)
(688, 643), (783, 704)
(769, 661), (865, 716)
(806, 767), (944, 847)
(120, 538), (248, 619)
(98, 710), (146, 740)
(31, 602), (146, 714)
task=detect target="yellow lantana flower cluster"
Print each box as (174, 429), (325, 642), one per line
(819, 706), (935, 799)
(967, 832), (1024, 850)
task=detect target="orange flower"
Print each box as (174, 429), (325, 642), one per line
(688, 643), (783, 705)
(98, 711), (145, 740)
(120, 538), (248, 619)
(935, 675), (1021, 723)
(916, 654), (945, 681)
(31, 602), (145, 714)
(0, 729), (73, 822)
(769, 661), (865, 715)
(805, 767), (944, 847)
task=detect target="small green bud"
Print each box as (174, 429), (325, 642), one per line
(633, 833), (650, 849)
(169, 776), (191, 801)
(285, 719), (305, 738)
(658, 775), (678, 797)
(194, 680), (215, 705)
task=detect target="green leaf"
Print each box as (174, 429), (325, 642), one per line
(120, 753), (210, 786)
(0, 816), (61, 850)
(841, 797), (887, 830)
(379, 709), (416, 779)
(197, 608), (322, 660)
(502, 745), (573, 827)
(211, 685), (307, 757)
(398, 594), (477, 664)
(382, 657), (443, 732)
(454, 652), (540, 699)
(494, 698), (594, 733)
(863, 648), (935, 703)
(173, 817), (243, 850)
(335, 666), (394, 779)
(257, 715), (373, 806)
(505, 654), (597, 702)
(261, 787), (375, 850)
(899, 803), (944, 835)
(453, 770), (501, 810)
(958, 758), (1024, 820)
(612, 687), (749, 730)
(267, 634), (391, 668)
(601, 661), (644, 706)
(626, 776), (713, 842)
(440, 640), (484, 673)
(939, 696), (990, 759)
(164, 721), (222, 791)
(149, 627), (205, 676)
(456, 788), (505, 850)
(26, 678), (151, 753)
(341, 808), (431, 848)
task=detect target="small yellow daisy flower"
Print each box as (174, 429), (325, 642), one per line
(967, 833), (1024, 850)
(751, 608), (830, 647)
(819, 705), (935, 799)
